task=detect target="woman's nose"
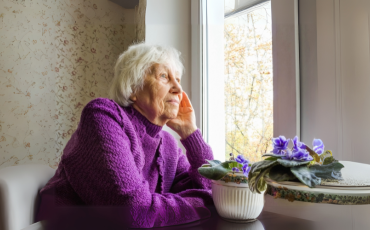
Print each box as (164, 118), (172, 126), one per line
(170, 79), (182, 94)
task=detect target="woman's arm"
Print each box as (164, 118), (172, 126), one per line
(170, 130), (214, 193)
(62, 99), (211, 228)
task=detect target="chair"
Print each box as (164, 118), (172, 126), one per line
(0, 164), (56, 230)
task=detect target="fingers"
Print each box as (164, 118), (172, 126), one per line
(182, 92), (192, 108)
(180, 93), (187, 108)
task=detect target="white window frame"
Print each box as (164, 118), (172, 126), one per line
(271, 0), (300, 140)
(191, 0), (300, 162)
(191, 0), (225, 161)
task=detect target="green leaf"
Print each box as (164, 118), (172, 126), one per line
(257, 176), (267, 192)
(264, 157), (278, 161)
(277, 159), (311, 168)
(320, 150), (333, 162)
(248, 161), (279, 193)
(198, 163), (230, 180)
(322, 156), (334, 165)
(268, 164), (297, 182)
(250, 160), (279, 174)
(248, 171), (259, 192)
(254, 167), (270, 193)
(219, 160), (243, 170)
(228, 161), (240, 169)
(305, 146), (321, 163)
(290, 165), (322, 188)
(290, 162), (344, 188)
(248, 166), (271, 194)
(205, 159), (222, 167)
(262, 153), (284, 158)
(307, 162), (344, 180)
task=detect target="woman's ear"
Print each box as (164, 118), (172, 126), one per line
(130, 94), (137, 102)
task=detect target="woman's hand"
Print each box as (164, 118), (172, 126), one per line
(166, 92), (197, 140)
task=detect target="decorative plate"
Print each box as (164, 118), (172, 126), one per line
(265, 161), (370, 205)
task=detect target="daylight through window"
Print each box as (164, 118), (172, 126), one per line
(224, 1), (273, 162)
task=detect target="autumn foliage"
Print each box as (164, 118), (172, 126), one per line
(224, 5), (273, 162)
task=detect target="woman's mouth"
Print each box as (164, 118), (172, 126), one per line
(167, 99), (179, 105)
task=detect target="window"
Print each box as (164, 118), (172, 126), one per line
(191, 0), (300, 162)
(224, 1), (273, 162)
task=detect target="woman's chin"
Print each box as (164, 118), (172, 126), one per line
(164, 111), (178, 120)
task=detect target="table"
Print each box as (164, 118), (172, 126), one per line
(26, 205), (346, 230)
(159, 206), (318, 230)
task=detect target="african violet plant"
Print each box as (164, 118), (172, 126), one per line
(198, 154), (252, 181)
(198, 136), (344, 194)
(248, 136), (344, 193)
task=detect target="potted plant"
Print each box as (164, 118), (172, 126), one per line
(198, 154), (263, 223)
(248, 136), (344, 193)
(198, 135), (345, 222)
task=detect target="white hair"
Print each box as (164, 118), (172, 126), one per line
(109, 43), (184, 107)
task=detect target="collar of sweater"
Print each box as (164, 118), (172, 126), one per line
(122, 105), (163, 138)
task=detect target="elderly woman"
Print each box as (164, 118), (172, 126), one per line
(36, 44), (214, 228)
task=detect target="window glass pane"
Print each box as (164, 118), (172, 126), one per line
(224, 1), (273, 162)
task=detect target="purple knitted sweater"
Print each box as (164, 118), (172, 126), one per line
(37, 98), (214, 228)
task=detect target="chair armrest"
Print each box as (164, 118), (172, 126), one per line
(20, 221), (46, 230)
(0, 164), (55, 230)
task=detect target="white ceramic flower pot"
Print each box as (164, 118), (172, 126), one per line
(212, 174), (265, 223)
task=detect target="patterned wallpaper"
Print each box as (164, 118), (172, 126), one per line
(135, 0), (146, 42)
(0, 0), (136, 169)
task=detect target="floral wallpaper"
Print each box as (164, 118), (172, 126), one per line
(0, 0), (136, 169)
(135, 0), (146, 42)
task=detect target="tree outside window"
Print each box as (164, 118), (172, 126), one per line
(224, 2), (273, 162)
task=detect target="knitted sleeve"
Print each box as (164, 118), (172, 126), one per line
(61, 99), (212, 228)
(170, 130), (215, 193)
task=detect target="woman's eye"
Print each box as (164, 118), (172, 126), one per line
(160, 74), (168, 80)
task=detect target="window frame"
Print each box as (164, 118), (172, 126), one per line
(191, 0), (301, 162)
(192, 0), (226, 161)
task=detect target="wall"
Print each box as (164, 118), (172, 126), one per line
(301, 0), (370, 164)
(145, 0), (191, 96)
(145, 0), (191, 152)
(0, 0), (135, 169)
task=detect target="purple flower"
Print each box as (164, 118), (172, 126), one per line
(242, 164), (251, 177)
(272, 136), (290, 155)
(235, 155), (249, 164)
(232, 167), (240, 172)
(283, 136), (312, 161)
(282, 149), (293, 160)
(292, 136), (306, 151)
(313, 139), (325, 155)
(293, 148), (313, 161)
(283, 148), (313, 161)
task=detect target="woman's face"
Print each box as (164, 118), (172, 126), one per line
(131, 63), (183, 126)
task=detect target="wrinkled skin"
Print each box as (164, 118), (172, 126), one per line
(131, 64), (197, 139)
